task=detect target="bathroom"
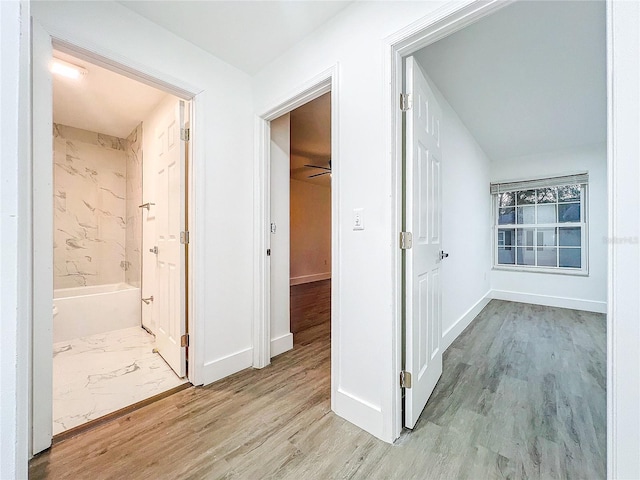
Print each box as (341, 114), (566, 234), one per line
(51, 51), (189, 435)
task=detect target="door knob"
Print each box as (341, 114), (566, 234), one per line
(149, 246), (158, 255)
(138, 202), (155, 211)
(439, 251), (449, 260)
(142, 296), (154, 305)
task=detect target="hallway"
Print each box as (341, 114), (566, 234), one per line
(30, 299), (605, 479)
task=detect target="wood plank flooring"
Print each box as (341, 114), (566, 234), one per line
(290, 279), (331, 334)
(30, 298), (605, 479)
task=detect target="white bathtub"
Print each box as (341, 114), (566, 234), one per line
(53, 283), (141, 343)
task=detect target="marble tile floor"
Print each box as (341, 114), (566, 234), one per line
(52, 326), (187, 435)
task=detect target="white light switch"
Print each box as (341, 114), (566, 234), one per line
(353, 208), (364, 231)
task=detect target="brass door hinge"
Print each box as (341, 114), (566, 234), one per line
(400, 231), (413, 250)
(181, 334), (189, 348)
(400, 370), (412, 388)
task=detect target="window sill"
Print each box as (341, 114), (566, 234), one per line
(492, 265), (589, 277)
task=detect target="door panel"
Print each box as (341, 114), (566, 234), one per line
(154, 100), (186, 377)
(404, 56), (443, 429)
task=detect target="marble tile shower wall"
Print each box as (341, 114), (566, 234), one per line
(125, 123), (143, 288)
(53, 124), (142, 289)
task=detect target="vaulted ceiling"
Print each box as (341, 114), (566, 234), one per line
(413, 0), (606, 161)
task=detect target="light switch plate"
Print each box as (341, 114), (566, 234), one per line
(353, 208), (364, 231)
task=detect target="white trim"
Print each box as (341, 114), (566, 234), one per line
(289, 273), (331, 286)
(442, 293), (491, 352)
(607, 1), (640, 477)
(386, 0), (513, 442)
(253, 66), (340, 417)
(270, 333), (294, 358)
(201, 348), (253, 386)
(334, 389), (384, 441)
(30, 28), (205, 454)
(31, 19), (54, 455)
(490, 289), (607, 314)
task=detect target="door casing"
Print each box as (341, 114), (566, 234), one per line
(387, 0), (514, 441)
(253, 66), (339, 410)
(30, 26), (203, 455)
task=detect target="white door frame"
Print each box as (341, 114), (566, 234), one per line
(386, 0), (513, 442)
(387, 0), (624, 475)
(253, 65), (339, 407)
(31, 23), (205, 455)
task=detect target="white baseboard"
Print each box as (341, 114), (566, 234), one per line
(270, 332), (293, 358)
(334, 388), (384, 441)
(201, 347), (253, 386)
(290, 272), (331, 286)
(442, 292), (491, 352)
(489, 289), (607, 313)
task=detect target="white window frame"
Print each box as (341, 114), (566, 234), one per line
(491, 176), (589, 276)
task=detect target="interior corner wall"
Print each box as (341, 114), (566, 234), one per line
(489, 144), (607, 313)
(290, 179), (331, 285)
(418, 66), (493, 352)
(252, 1), (486, 442)
(31, 0), (255, 388)
(1, 0), (30, 476)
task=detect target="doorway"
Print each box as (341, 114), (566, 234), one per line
(270, 93), (332, 358)
(33, 33), (196, 453)
(255, 70), (339, 409)
(395, 1), (607, 468)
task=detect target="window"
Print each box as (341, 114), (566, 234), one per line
(491, 174), (588, 274)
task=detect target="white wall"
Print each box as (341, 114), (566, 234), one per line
(269, 113), (293, 357)
(253, 1), (486, 442)
(609, 1), (640, 476)
(423, 71), (493, 350)
(290, 179), (332, 285)
(490, 144), (607, 313)
(32, 0), (255, 386)
(1, 0), (30, 477)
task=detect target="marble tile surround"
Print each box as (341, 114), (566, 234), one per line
(53, 124), (128, 289)
(125, 123), (143, 288)
(54, 123), (143, 289)
(52, 326), (187, 435)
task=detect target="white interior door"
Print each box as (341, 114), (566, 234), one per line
(154, 99), (187, 377)
(404, 56), (444, 429)
(269, 113), (291, 356)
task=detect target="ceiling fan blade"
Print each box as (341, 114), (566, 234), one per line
(308, 171), (331, 178)
(304, 164), (331, 171)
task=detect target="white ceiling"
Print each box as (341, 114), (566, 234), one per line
(118, 1), (353, 75)
(290, 92), (331, 187)
(52, 50), (169, 138)
(414, 0), (606, 161)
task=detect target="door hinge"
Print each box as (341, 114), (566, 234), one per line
(180, 231), (190, 244)
(181, 334), (189, 348)
(400, 231), (413, 250)
(267, 248), (271, 256)
(180, 127), (190, 142)
(400, 370), (412, 388)
(400, 93), (412, 111)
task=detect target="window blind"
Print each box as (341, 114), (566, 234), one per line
(490, 173), (589, 195)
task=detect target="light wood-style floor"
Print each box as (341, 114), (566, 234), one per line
(30, 291), (605, 479)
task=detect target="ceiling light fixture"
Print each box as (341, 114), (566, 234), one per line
(50, 58), (88, 80)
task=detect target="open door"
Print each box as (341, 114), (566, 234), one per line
(154, 99), (187, 377)
(403, 56), (444, 429)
